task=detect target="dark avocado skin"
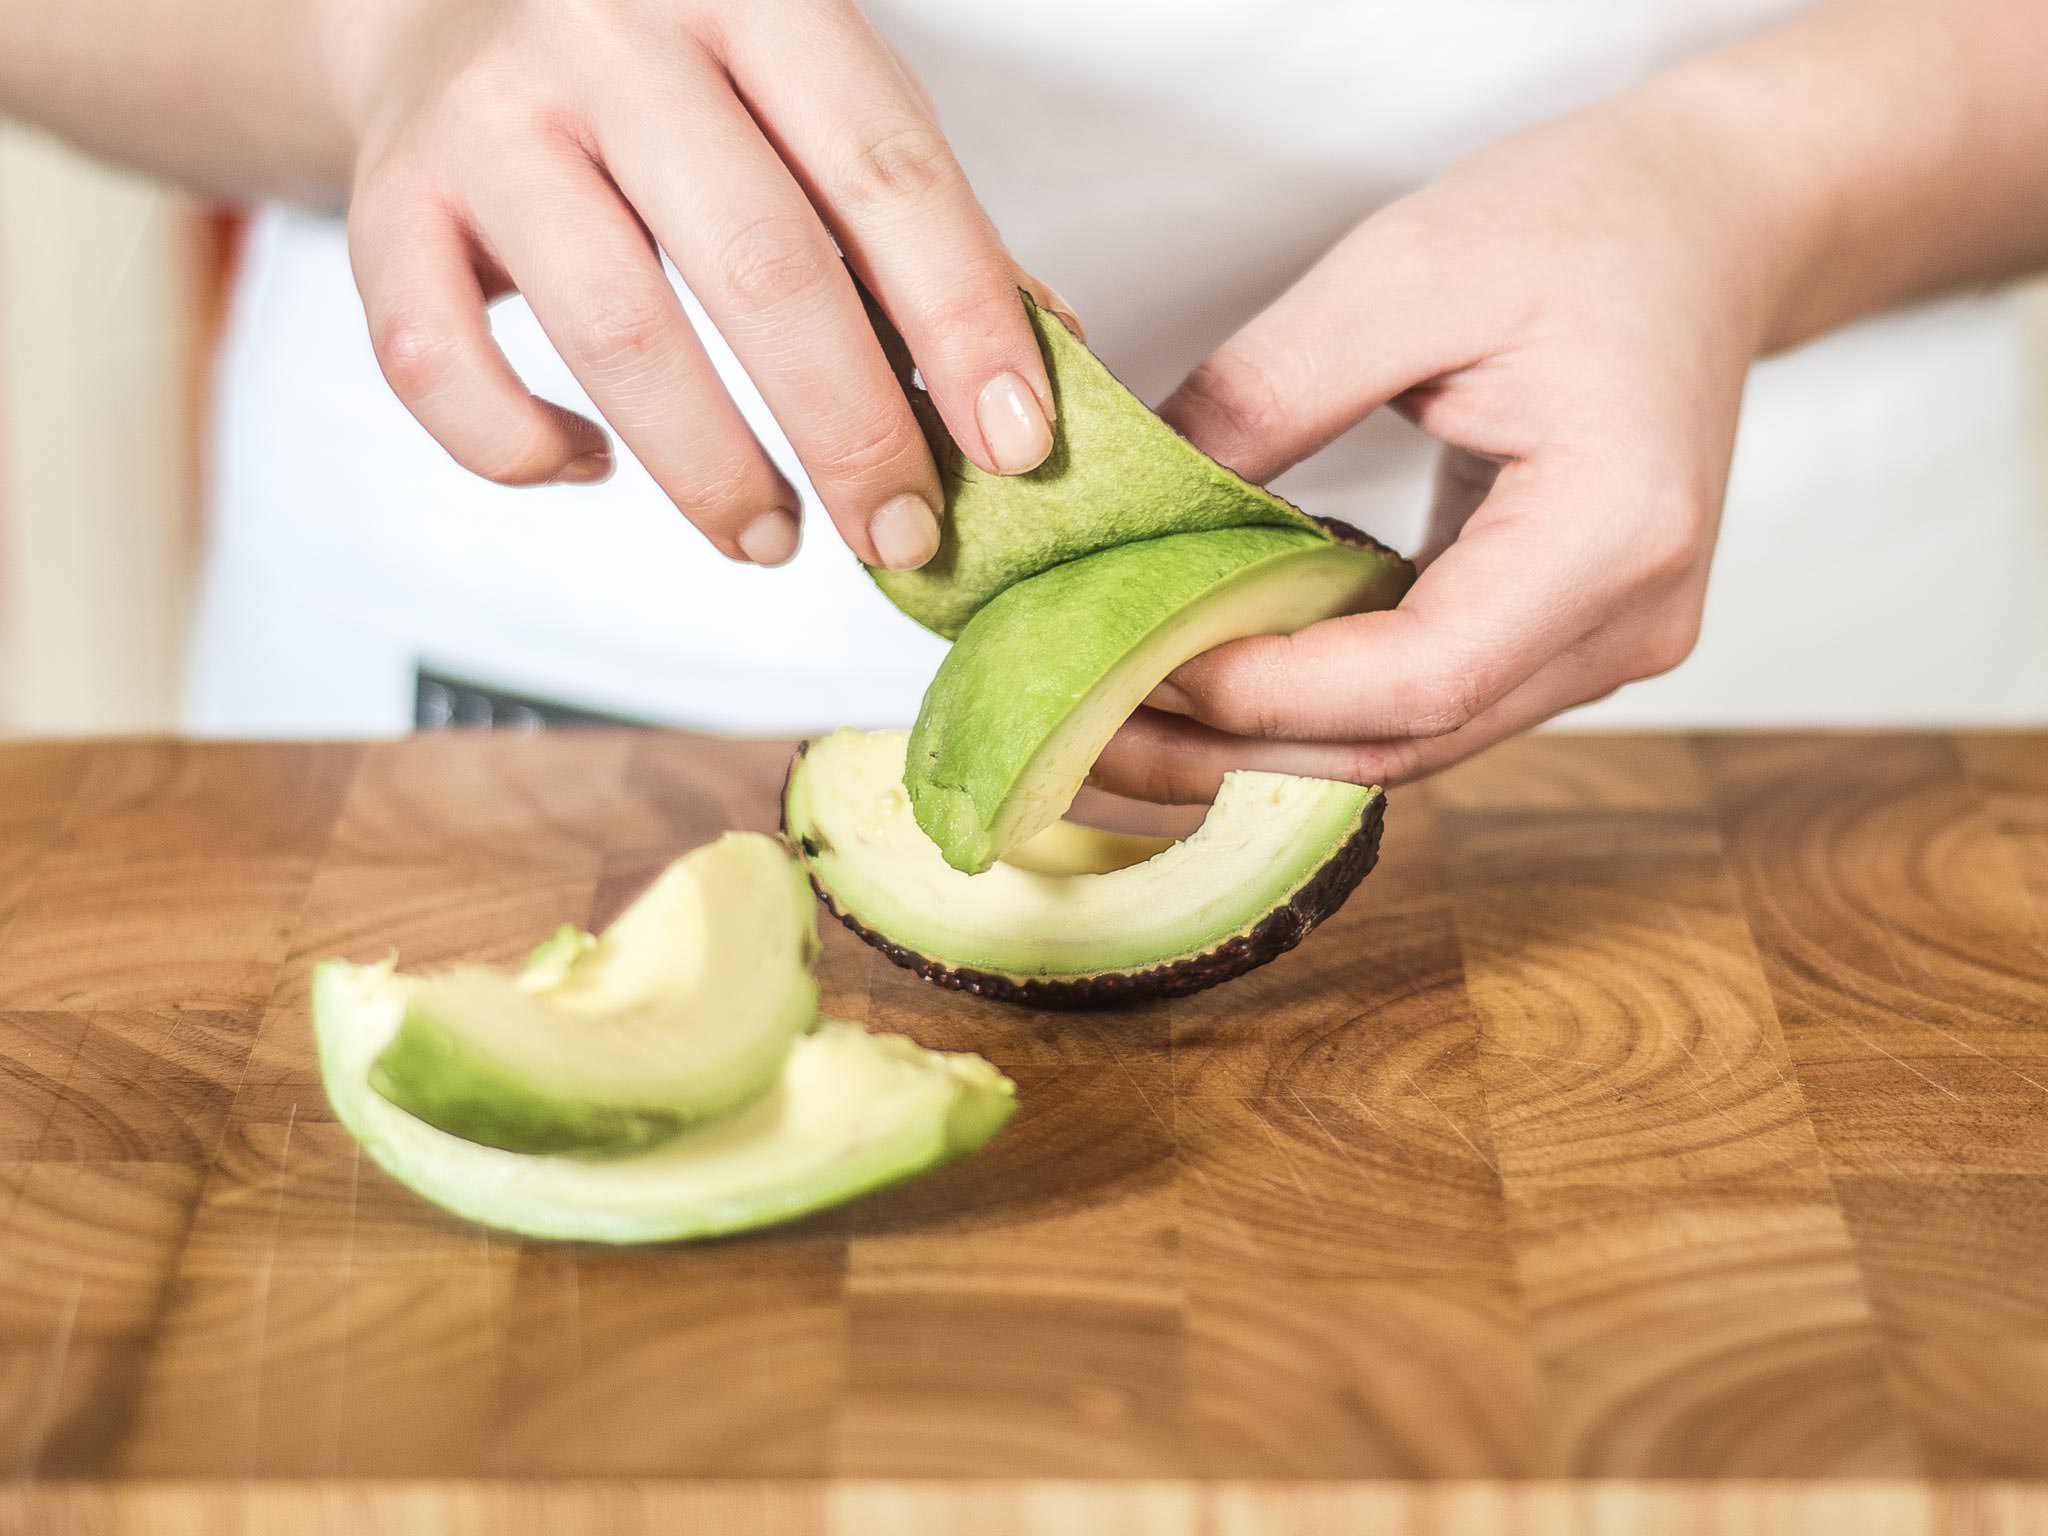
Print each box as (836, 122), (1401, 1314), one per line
(1313, 514), (1409, 566)
(781, 737), (1387, 1011)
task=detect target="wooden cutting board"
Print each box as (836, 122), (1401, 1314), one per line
(0, 731), (2043, 1534)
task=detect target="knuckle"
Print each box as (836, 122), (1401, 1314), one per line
(1197, 688), (1266, 738)
(1351, 737), (1425, 786)
(465, 437), (558, 487)
(670, 453), (766, 531)
(1187, 638), (1289, 737)
(374, 315), (461, 398)
(1234, 672), (1292, 739)
(916, 281), (1015, 359)
(804, 409), (919, 487)
(1634, 505), (1706, 586)
(437, 62), (555, 147)
(712, 214), (835, 311)
(566, 286), (674, 373)
(1178, 346), (1292, 452)
(837, 122), (956, 211)
(1635, 612), (1703, 679)
(1400, 664), (1485, 738)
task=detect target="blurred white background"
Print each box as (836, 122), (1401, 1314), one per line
(3, 127), (2046, 737)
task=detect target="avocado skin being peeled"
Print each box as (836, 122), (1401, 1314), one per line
(863, 293), (1413, 640)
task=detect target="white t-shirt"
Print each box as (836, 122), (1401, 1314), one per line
(187, 0), (2048, 735)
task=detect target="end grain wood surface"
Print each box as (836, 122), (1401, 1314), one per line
(0, 731), (2043, 1534)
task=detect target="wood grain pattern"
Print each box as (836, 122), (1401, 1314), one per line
(0, 730), (2042, 1535)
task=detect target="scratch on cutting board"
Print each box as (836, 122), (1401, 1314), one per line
(13, 1274), (84, 1477)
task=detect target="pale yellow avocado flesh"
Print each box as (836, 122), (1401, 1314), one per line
(368, 832), (819, 1155)
(316, 959), (1016, 1244)
(788, 728), (1376, 981)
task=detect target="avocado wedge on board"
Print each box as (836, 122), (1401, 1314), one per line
(369, 833), (819, 1155)
(314, 833), (1015, 1243)
(785, 729), (1384, 1009)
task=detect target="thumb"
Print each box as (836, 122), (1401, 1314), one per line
(1156, 217), (1465, 484)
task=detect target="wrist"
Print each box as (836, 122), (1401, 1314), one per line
(1594, 64), (1823, 362)
(314, 0), (411, 159)
(1625, 3), (1990, 356)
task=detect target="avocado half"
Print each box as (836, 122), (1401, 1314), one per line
(784, 729), (1384, 1009)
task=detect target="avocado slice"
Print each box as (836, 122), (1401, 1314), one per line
(367, 832), (819, 1156)
(315, 959), (1016, 1243)
(784, 729), (1384, 1008)
(905, 525), (1406, 874)
(865, 293), (1411, 638)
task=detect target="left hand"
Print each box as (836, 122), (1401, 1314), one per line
(1089, 85), (1779, 802)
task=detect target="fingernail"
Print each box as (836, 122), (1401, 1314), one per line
(870, 493), (941, 571)
(737, 509), (800, 567)
(1039, 283), (1086, 342)
(1146, 682), (1193, 714)
(976, 371), (1053, 474)
(553, 448), (613, 485)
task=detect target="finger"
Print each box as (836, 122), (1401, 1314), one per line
(1155, 215), (1473, 483)
(1093, 645), (1618, 803)
(468, 144), (800, 564)
(1087, 708), (1373, 805)
(349, 188), (611, 486)
(597, 59), (945, 570)
(728, 5), (1056, 476)
(1418, 444), (1502, 568)
(1154, 457), (1612, 742)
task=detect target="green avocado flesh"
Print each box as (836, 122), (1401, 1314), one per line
(869, 294), (1352, 639)
(906, 525), (1407, 874)
(368, 832), (818, 1155)
(316, 960), (1015, 1244)
(787, 728), (1379, 983)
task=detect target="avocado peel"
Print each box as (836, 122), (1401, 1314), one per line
(865, 292), (1411, 639)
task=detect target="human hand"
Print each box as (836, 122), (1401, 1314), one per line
(1089, 89), (1779, 801)
(335, 0), (1073, 569)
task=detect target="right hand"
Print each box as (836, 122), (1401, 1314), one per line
(334, 0), (1070, 569)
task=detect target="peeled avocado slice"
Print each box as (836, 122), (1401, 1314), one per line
(865, 293), (1411, 638)
(785, 729), (1384, 1009)
(316, 960), (1015, 1243)
(906, 525), (1407, 874)
(368, 832), (819, 1155)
